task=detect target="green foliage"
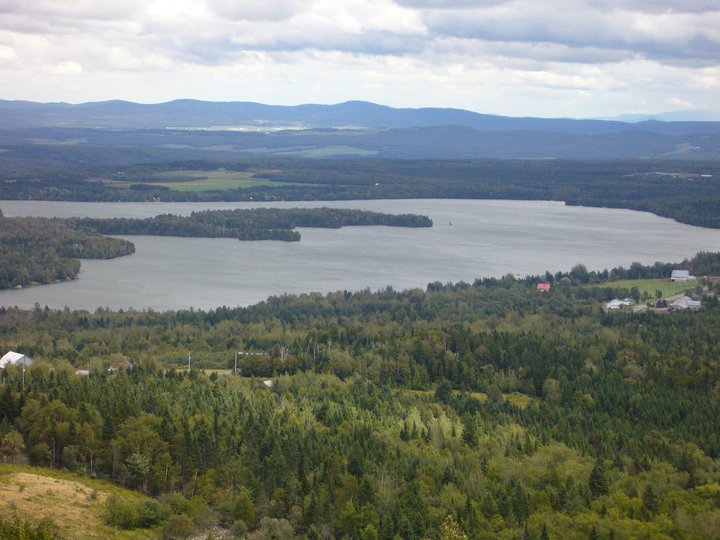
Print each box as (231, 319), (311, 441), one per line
(3, 253), (720, 538)
(4, 156), (720, 229)
(589, 461), (610, 498)
(439, 515), (468, 540)
(72, 207), (431, 243)
(106, 495), (140, 529)
(105, 495), (167, 530)
(0, 429), (25, 463)
(0, 513), (57, 540)
(161, 514), (195, 539)
(0, 208), (430, 290)
(0, 216), (133, 289)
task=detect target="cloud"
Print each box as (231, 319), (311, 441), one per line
(0, 0), (146, 20)
(204, 0), (308, 21)
(0, 0), (718, 117)
(420, 1), (720, 65)
(394, 0), (720, 14)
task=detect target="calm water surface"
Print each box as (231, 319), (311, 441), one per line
(1, 199), (719, 311)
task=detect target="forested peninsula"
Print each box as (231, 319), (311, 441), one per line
(0, 208), (431, 290)
(71, 207), (433, 242)
(1, 254), (720, 539)
(0, 211), (134, 290)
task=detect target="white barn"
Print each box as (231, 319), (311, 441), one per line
(0, 351), (33, 369)
(671, 270), (695, 282)
(672, 296), (702, 311)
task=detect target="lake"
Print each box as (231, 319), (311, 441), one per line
(1, 199), (719, 311)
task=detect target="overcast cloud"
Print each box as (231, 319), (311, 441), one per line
(0, 0), (718, 117)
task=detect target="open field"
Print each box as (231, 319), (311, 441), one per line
(602, 278), (698, 298)
(0, 464), (156, 539)
(98, 168), (315, 192)
(399, 388), (536, 409)
(244, 145), (378, 158)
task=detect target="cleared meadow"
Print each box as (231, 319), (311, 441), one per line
(98, 168), (313, 192)
(602, 278), (697, 298)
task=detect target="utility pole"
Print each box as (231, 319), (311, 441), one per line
(234, 352), (238, 375)
(22, 366), (25, 391)
(188, 354), (191, 372)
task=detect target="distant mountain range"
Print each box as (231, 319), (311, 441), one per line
(1, 99), (719, 159)
(601, 110), (720, 123)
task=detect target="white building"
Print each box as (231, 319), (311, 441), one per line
(606, 298), (634, 310)
(0, 351), (33, 369)
(671, 270), (695, 282)
(672, 296), (702, 311)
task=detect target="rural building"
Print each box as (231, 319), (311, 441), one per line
(0, 351), (33, 369)
(536, 283), (551, 292)
(672, 296), (702, 311)
(606, 298), (634, 310)
(671, 270), (695, 282)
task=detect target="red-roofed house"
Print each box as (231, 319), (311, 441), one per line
(536, 283), (551, 292)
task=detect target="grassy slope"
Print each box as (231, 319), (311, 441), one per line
(603, 278), (698, 298)
(0, 464), (157, 540)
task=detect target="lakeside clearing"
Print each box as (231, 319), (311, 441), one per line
(600, 278), (698, 298)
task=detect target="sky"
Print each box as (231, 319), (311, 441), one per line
(0, 0), (719, 118)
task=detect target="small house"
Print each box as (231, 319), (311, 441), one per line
(536, 283), (551, 292)
(606, 298), (634, 310)
(671, 270), (694, 282)
(0, 351), (33, 369)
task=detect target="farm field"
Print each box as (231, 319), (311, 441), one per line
(604, 278), (698, 298)
(244, 145), (378, 157)
(99, 168), (312, 192)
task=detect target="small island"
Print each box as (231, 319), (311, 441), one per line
(0, 208), (432, 290)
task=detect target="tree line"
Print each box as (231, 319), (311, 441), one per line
(2, 155), (720, 228)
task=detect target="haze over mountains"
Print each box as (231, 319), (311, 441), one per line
(1, 99), (720, 159)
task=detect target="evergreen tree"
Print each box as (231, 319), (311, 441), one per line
(589, 460), (609, 498)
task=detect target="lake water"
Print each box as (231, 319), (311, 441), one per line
(1, 199), (719, 311)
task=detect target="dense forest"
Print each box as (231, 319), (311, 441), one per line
(0, 208), (431, 290)
(1, 254), (719, 538)
(1, 154), (719, 228)
(0, 211), (134, 290)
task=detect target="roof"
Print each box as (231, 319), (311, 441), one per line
(606, 298), (634, 309)
(671, 270), (691, 278)
(536, 283), (551, 291)
(0, 351), (32, 369)
(672, 296), (702, 311)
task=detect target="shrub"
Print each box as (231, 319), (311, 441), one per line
(106, 495), (168, 529)
(106, 495), (139, 529)
(161, 514), (195, 539)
